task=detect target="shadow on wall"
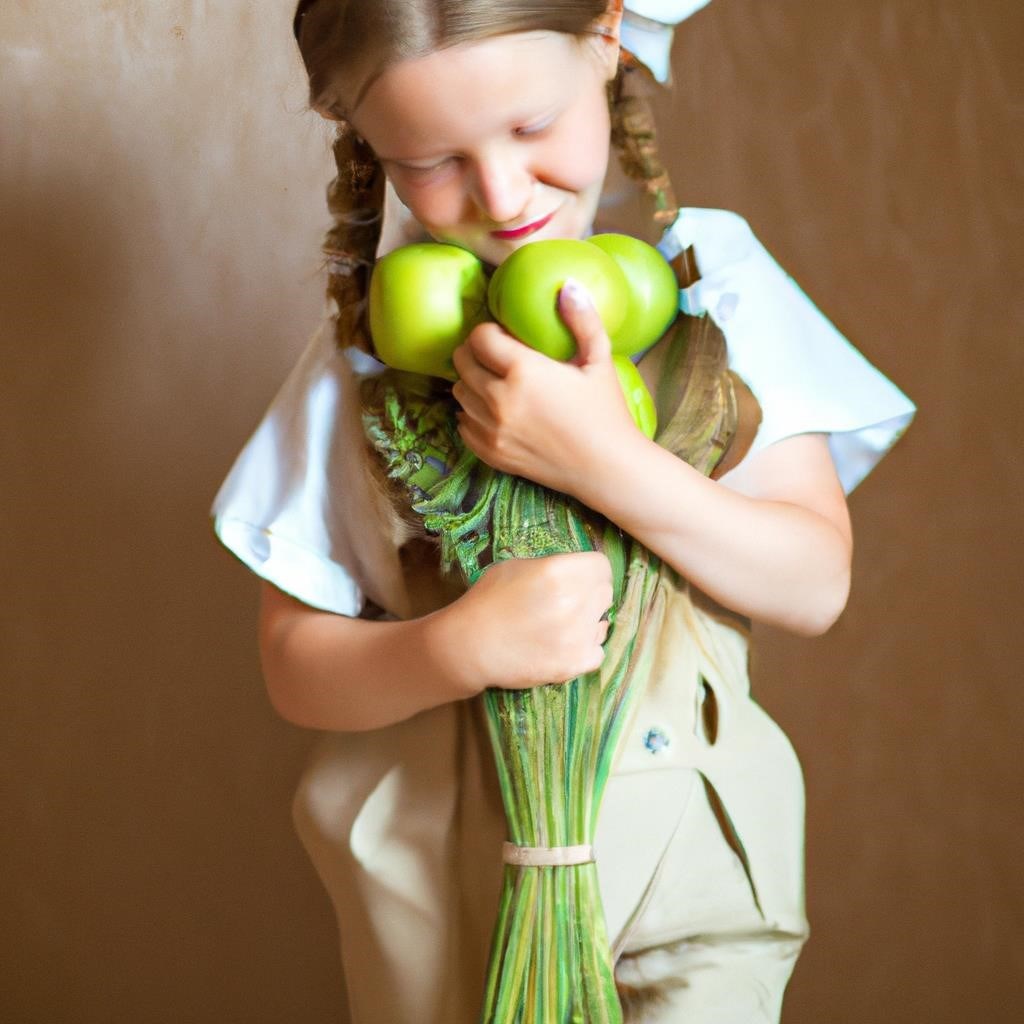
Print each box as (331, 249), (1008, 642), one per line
(0, 104), (345, 1024)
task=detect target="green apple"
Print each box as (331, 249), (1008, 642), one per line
(369, 243), (489, 380)
(612, 355), (658, 439)
(487, 239), (629, 361)
(588, 233), (679, 356)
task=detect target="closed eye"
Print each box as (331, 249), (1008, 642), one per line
(389, 156), (459, 179)
(398, 158), (451, 173)
(512, 115), (555, 138)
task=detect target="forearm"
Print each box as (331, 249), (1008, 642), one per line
(573, 432), (852, 636)
(257, 549), (615, 731)
(258, 584), (477, 732)
(451, 290), (852, 636)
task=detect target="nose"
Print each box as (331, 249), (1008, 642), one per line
(470, 150), (532, 225)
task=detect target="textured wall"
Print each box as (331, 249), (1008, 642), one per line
(1, 2), (1021, 1022)
(1, 3), (345, 1020)
(656, 5), (1024, 1021)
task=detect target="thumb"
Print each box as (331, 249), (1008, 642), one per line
(559, 277), (612, 367)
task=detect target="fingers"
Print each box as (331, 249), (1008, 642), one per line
(451, 377), (491, 425)
(485, 550), (614, 621)
(451, 329), (510, 430)
(470, 551), (614, 689)
(559, 278), (612, 367)
(537, 551), (614, 634)
(452, 323), (533, 425)
(458, 321), (525, 378)
(452, 323), (564, 458)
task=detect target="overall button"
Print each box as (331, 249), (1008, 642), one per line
(642, 727), (671, 754)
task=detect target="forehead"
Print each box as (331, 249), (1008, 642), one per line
(352, 31), (593, 154)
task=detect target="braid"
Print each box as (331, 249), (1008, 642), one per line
(323, 122), (386, 354)
(609, 55), (699, 287)
(609, 51), (762, 472)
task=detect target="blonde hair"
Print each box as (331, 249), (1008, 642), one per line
(295, 0), (610, 119)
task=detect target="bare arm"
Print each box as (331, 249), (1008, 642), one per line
(574, 430), (851, 636)
(258, 550), (613, 732)
(451, 283), (852, 636)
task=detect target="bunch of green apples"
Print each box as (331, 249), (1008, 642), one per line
(368, 234), (679, 438)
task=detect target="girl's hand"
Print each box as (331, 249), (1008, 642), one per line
(451, 280), (642, 497)
(434, 552), (614, 691)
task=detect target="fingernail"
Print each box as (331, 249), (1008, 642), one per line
(560, 277), (593, 310)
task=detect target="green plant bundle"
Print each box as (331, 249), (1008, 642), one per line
(427, 462), (663, 1024)
(362, 316), (737, 1023)
(364, 372), (659, 1023)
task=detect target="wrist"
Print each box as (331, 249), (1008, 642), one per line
(420, 599), (488, 700)
(570, 423), (653, 512)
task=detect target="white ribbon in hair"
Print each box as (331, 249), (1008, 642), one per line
(622, 0), (713, 82)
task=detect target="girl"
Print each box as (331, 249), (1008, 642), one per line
(213, 1), (915, 1021)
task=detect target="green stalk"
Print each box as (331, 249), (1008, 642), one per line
(363, 315), (736, 1023)
(366, 373), (670, 1024)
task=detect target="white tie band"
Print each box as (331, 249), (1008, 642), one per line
(502, 842), (596, 867)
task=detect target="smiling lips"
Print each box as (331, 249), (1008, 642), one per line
(490, 209), (557, 240)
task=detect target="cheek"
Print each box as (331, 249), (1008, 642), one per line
(389, 176), (467, 233)
(551, 101), (611, 192)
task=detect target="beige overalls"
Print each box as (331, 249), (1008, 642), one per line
(291, 324), (808, 1024)
(293, 584), (807, 1024)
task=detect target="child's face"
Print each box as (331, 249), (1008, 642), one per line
(350, 30), (618, 267)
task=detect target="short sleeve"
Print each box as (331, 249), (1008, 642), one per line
(211, 184), (428, 619)
(211, 323), (409, 617)
(658, 207), (916, 493)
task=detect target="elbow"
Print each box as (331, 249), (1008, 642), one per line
(259, 629), (359, 732)
(257, 617), (297, 727)
(260, 651), (355, 731)
(257, 595), (329, 731)
(262, 667), (317, 730)
(788, 563), (851, 638)
(258, 626), (381, 734)
(259, 639), (318, 729)
(791, 599), (847, 639)
(255, 584), (349, 731)
(786, 515), (853, 637)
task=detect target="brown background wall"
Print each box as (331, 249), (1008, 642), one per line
(1, 2), (1021, 1021)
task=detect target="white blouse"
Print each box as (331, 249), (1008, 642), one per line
(211, 208), (915, 617)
